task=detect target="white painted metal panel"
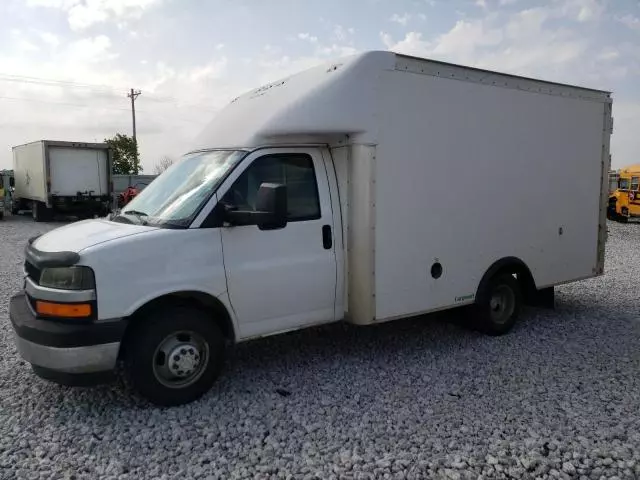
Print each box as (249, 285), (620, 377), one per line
(190, 51), (609, 153)
(49, 147), (109, 196)
(329, 146), (350, 317)
(13, 141), (47, 203)
(373, 67), (608, 321)
(322, 147), (346, 322)
(216, 147), (338, 339)
(191, 51), (394, 150)
(346, 144), (377, 325)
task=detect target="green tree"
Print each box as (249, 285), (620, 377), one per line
(105, 133), (142, 174)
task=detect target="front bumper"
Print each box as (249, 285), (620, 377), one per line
(10, 293), (126, 385)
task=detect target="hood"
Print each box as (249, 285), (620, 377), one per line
(33, 219), (158, 253)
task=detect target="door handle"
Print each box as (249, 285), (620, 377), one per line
(322, 225), (332, 250)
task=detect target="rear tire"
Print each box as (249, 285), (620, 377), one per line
(123, 306), (226, 406)
(32, 201), (52, 222)
(471, 273), (522, 336)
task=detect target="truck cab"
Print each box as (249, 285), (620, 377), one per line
(11, 145), (343, 406)
(607, 165), (640, 222)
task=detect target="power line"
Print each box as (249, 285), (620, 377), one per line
(0, 72), (218, 111)
(0, 73), (123, 94)
(0, 95), (207, 124)
(0, 95), (132, 111)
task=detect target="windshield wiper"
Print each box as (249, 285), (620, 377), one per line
(123, 210), (149, 225)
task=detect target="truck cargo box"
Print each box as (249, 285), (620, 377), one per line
(12, 140), (112, 221)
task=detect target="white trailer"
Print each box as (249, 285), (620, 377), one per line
(9, 51), (612, 406)
(12, 140), (112, 221)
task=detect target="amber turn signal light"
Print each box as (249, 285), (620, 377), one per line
(36, 301), (92, 318)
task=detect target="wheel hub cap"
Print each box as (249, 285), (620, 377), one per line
(152, 331), (209, 389)
(168, 345), (201, 377)
(489, 285), (514, 324)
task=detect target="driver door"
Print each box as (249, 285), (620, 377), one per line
(218, 148), (337, 339)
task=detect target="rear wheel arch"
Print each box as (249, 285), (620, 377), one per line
(476, 257), (537, 305)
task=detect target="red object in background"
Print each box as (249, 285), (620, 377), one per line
(118, 186), (140, 208)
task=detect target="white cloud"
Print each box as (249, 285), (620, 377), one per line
(382, 31), (431, 57)
(67, 2), (109, 30)
(418, 13), (427, 21)
(616, 14), (640, 31)
(553, 0), (605, 23)
(66, 35), (117, 62)
(317, 45), (358, 57)
(10, 30), (40, 53)
(381, 7), (597, 81)
(332, 25), (353, 41)
(39, 32), (61, 48)
(505, 8), (549, 39)
(297, 32), (318, 43)
(432, 19), (503, 56)
(390, 13), (411, 26)
(475, 0), (487, 8)
(25, 0), (77, 7)
(187, 58), (228, 82)
(597, 49), (620, 61)
(23, 0), (163, 30)
(380, 32), (395, 49)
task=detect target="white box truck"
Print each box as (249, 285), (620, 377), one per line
(12, 140), (113, 221)
(9, 51), (612, 406)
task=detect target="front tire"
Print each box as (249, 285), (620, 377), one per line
(123, 306), (226, 406)
(471, 273), (522, 336)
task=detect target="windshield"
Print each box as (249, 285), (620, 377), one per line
(113, 150), (246, 228)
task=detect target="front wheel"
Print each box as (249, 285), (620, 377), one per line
(123, 306), (226, 406)
(471, 273), (522, 336)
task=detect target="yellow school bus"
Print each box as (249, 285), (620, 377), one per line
(608, 164), (640, 222)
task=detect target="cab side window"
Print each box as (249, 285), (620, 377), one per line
(631, 177), (639, 191)
(222, 154), (321, 221)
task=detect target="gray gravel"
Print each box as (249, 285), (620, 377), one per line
(1, 215), (640, 479)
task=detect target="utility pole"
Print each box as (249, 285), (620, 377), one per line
(127, 88), (141, 143)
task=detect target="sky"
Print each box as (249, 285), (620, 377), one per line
(0, 0), (638, 172)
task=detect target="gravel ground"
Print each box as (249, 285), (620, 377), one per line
(1, 215), (640, 480)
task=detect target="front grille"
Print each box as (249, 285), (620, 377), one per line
(25, 261), (41, 284)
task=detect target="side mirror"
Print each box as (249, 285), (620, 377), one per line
(255, 183), (287, 230)
(224, 183), (288, 230)
(9, 177), (14, 187)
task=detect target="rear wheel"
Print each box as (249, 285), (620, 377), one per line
(32, 201), (52, 222)
(123, 306), (226, 406)
(471, 273), (522, 336)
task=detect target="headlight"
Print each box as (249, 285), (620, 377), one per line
(39, 266), (95, 290)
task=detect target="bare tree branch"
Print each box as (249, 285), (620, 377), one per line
(154, 156), (174, 174)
